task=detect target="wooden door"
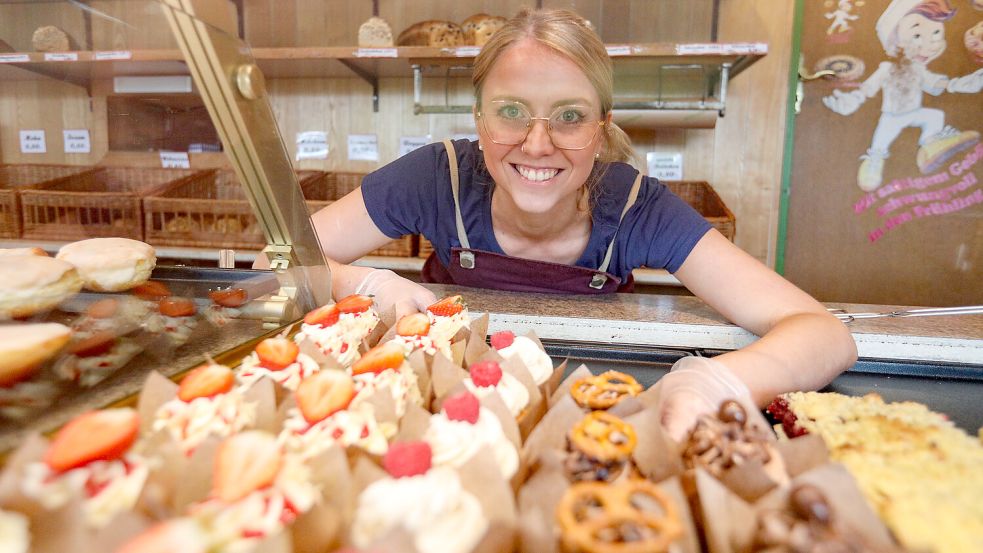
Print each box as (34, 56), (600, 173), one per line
(783, 0), (983, 306)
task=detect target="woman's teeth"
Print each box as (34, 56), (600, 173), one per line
(516, 165), (559, 182)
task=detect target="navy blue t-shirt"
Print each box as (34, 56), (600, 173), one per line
(360, 139), (711, 281)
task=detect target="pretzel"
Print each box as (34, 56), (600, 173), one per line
(557, 480), (682, 553)
(569, 411), (637, 463)
(570, 371), (642, 410)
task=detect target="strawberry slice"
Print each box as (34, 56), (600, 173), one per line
(427, 295), (465, 317)
(44, 408), (139, 472)
(470, 360), (503, 388)
(86, 298), (119, 319)
(178, 363), (235, 402)
(209, 288), (247, 308)
(213, 431), (282, 503)
(443, 390), (480, 424)
(336, 294), (374, 314)
(116, 520), (208, 553)
(303, 304), (340, 328)
(383, 441), (432, 478)
(490, 330), (515, 350)
(132, 281), (171, 301)
(395, 313), (430, 337)
(255, 337), (299, 371)
(67, 331), (116, 358)
(159, 297), (197, 317)
(295, 370), (355, 425)
(351, 341), (405, 375)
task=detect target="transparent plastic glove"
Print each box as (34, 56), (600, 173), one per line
(822, 89), (866, 115)
(946, 69), (983, 93)
(657, 356), (753, 442)
(354, 269), (437, 319)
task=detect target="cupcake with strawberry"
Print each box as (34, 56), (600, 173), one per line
(53, 330), (143, 388)
(152, 362), (257, 455)
(349, 341), (423, 418)
(490, 330), (555, 388)
(279, 370), (390, 457)
(389, 313), (452, 360)
(426, 295), (470, 346)
(148, 296), (199, 348)
(423, 391), (518, 480)
(203, 287), (248, 328)
(21, 408), (151, 528)
(295, 294), (380, 368)
(462, 360), (530, 420)
(350, 441), (487, 553)
(237, 336), (320, 391)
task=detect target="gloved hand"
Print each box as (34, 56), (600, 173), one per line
(656, 356), (753, 442)
(822, 89), (866, 116)
(946, 68), (983, 94)
(354, 269), (437, 319)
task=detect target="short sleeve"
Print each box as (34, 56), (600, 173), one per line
(360, 142), (443, 239)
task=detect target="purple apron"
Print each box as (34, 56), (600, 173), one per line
(421, 139), (642, 294)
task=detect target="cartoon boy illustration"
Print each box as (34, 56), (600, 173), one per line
(826, 0), (860, 35)
(823, 0), (983, 191)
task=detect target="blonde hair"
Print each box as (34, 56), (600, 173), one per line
(472, 8), (635, 168)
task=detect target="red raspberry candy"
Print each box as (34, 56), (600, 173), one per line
(383, 441), (432, 478)
(470, 360), (503, 388)
(443, 391), (480, 424)
(490, 330), (515, 350)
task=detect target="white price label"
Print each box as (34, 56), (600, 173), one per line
(647, 152), (683, 181)
(63, 129), (91, 153)
(348, 134), (379, 161)
(94, 50), (132, 60)
(19, 130), (47, 154)
(451, 46), (481, 57)
(45, 52), (78, 61)
(605, 45), (632, 56)
(398, 136), (430, 157)
(0, 54), (30, 63)
(675, 43), (724, 55)
(355, 48), (398, 58)
(296, 131), (329, 161)
(160, 151), (191, 169)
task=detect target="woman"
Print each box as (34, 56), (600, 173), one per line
(297, 9), (857, 438)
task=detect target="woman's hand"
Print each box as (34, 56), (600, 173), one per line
(656, 356), (753, 441)
(355, 269), (437, 319)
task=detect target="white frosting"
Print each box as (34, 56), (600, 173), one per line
(0, 256), (76, 291)
(146, 314), (197, 347)
(153, 392), (257, 455)
(237, 352), (320, 391)
(56, 238), (155, 291)
(390, 333), (452, 360)
(351, 466), (487, 553)
(427, 310), (470, 345)
(279, 402), (389, 457)
(21, 453), (149, 528)
(0, 510), (29, 553)
(463, 372), (530, 418)
(0, 322), (71, 350)
(424, 408), (518, 479)
(350, 366), (423, 418)
(53, 339), (143, 388)
(296, 310), (380, 367)
(203, 305), (241, 327)
(0, 381), (59, 419)
(496, 336), (553, 386)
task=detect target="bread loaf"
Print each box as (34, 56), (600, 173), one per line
(32, 26), (70, 52)
(358, 16), (394, 48)
(461, 14), (506, 46)
(396, 20), (465, 47)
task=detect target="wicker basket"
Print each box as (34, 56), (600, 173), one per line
(0, 164), (98, 239)
(19, 167), (203, 241)
(418, 237), (434, 259)
(664, 180), (736, 241)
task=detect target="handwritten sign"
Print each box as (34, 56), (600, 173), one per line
(355, 48), (398, 58)
(0, 54), (30, 63)
(647, 152), (683, 181)
(160, 151), (191, 169)
(45, 52), (78, 61)
(296, 131), (329, 161)
(19, 130), (46, 154)
(451, 46), (481, 57)
(348, 134), (379, 161)
(63, 129), (91, 153)
(94, 50), (132, 61)
(399, 136), (430, 157)
(605, 45), (632, 57)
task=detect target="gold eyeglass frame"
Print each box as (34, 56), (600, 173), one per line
(475, 101), (606, 151)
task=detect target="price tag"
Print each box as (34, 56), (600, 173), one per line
(647, 152), (683, 181)
(451, 46), (481, 57)
(63, 129), (91, 153)
(675, 43), (724, 55)
(19, 130), (46, 154)
(296, 131), (328, 161)
(399, 135), (430, 157)
(0, 54), (30, 63)
(94, 50), (132, 61)
(355, 48), (398, 58)
(160, 151), (191, 169)
(605, 45), (632, 57)
(348, 134), (379, 161)
(45, 52), (78, 61)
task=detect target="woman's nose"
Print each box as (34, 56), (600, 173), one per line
(521, 119), (555, 156)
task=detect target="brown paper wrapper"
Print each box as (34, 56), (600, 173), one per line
(773, 433), (829, 478)
(136, 371), (178, 435)
(395, 402), (432, 442)
(464, 313), (491, 367)
(521, 394), (583, 469)
(624, 406), (685, 484)
(431, 352), (470, 401)
(548, 364), (594, 409)
(297, 337), (345, 372)
(693, 468), (758, 553)
(365, 306), (396, 348)
(406, 350), (433, 411)
(517, 461), (568, 553)
(172, 437), (221, 512)
(493, 350), (545, 441)
(523, 331), (567, 399)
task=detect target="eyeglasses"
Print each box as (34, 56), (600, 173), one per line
(476, 100), (605, 151)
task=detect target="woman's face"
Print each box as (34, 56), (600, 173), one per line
(897, 13), (946, 64)
(476, 38), (605, 215)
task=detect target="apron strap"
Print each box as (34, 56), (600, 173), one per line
(591, 172), (643, 289)
(442, 139), (475, 269)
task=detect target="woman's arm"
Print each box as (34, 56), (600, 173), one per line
(673, 229), (858, 406)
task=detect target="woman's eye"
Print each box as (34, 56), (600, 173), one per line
(558, 110), (584, 124)
(914, 33), (921, 39)
(499, 105), (522, 118)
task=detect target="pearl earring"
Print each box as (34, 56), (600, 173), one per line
(594, 152), (600, 160)
(478, 143), (483, 151)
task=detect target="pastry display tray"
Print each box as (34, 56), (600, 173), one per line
(543, 340), (983, 433)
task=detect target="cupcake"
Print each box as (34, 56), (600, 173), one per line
(423, 390), (518, 480)
(350, 441), (487, 553)
(349, 341), (423, 418)
(295, 295), (380, 368)
(390, 313), (453, 359)
(426, 295), (470, 345)
(490, 331), (554, 387)
(237, 336), (320, 391)
(462, 360), (529, 419)
(279, 370), (390, 457)
(203, 287), (248, 328)
(21, 408), (150, 528)
(148, 297), (199, 348)
(152, 363), (256, 455)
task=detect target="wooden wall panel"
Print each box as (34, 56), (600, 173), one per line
(243, 0), (372, 47)
(88, 0), (178, 50)
(0, 3), (86, 51)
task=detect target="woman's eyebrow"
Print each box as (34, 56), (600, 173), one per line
(552, 98), (593, 107)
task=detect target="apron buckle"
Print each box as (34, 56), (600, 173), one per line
(459, 250), (476, 269)
(589, 273), (607, 289)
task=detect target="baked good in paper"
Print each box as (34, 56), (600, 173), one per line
(391, 312), (453, 359)
(0, 255), (83, 319)
(53, 330), (143, 387)
(295, 295), (380, 367)
(753, 484), (878, 553)
(570, 370), (642, 410)
(238, 336), (320, 391)
(463, 360), (530, 419)
(490, 330), (554, 387)
(146, 297), (199, 348)
(55, 238), (155, 292)
(21, 408), (150, 528)
(564, 411), (636, 483)
(351, 441), (488, 553)
(426, 295), (470, 345)
(203, 287), (248, 327)
(350, 341), (423, 418)
(423, 390), (519, 479)
(681, 400), (776, 479)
